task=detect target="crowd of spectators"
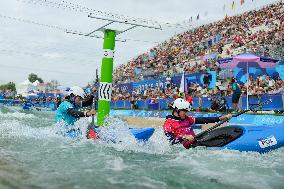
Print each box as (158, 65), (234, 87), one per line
(0, 90), (16, 99)
(245, 74), (284, 95)
(111, 74), (284, 102)
(0, 90), (61, 108)
(111, 1), (284, 102)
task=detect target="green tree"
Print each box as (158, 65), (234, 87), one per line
(51, 80), (59, 90)
(37, 78), (44, 83)
(47, 80), (60, 91)
(28, 73), (44, 83)
(0, 82), (16, 92)
(28, 73), (38, 83)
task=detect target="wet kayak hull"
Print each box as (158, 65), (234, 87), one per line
(195, 125), (284, 153)
(65, 127), (155, 142)
(222, 125), (284, 153)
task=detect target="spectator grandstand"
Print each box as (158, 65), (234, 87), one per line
(112, 1), (284, 102)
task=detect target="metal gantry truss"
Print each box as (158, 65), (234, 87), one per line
(14, 0), (191, 41)
(18, 0), (188, 29)
(66, 12), (162, 41)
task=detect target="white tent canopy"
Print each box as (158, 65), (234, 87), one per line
(16, 79), (36, 97)
(57, 85), (71, 95)
(21, 79), (32, 85)
(32, 80), (40, 86)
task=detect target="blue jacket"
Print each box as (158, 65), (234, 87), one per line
(55, 101), (80, 125)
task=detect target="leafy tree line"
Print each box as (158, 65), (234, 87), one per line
(0, 82), (16, 92)
(1, 73), (60, 93)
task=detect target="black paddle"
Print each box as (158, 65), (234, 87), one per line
(32, 104), (41, 111)
(91, 97), (95, 126)
(86, 96), (98, 139)
(23, 101), (41, 111)
(194, 98), (272, 142)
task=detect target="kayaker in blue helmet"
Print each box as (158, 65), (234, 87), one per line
(55, 86), (97, 126)
(22, 99), (33, 110)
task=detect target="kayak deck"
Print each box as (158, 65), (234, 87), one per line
(223, 125), (284, 153)
(193, 125), (284, 153)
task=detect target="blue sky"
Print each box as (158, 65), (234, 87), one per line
(0, 0), (279, 86)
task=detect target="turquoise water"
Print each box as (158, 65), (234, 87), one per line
(0, 107), (284, 189)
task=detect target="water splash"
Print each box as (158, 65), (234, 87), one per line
(0, 119), (60, 139)
(88, 116), (172, 155)
(169, 148), (284, 189)
(0, 111), (36, 119)
(0, 108), (171, 155)
(1, 109), (284, 189)
(106, 156), (128, 171)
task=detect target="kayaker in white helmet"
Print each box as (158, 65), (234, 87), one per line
(163, 98), (232, 148)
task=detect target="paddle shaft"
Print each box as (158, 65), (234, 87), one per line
(91, 96), (95, 125)
(29, 103), (41, 111)
(195, 99), (272, 139)
(34, 107), (41, 111)
(31, 104), (40, 111)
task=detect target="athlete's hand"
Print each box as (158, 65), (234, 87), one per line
(87, 109), (96, 116)
(182, 135), (195, 142)
(92, 87), (97, 93)
(182, 135), (196, 149)
(220, 114), (232, 121)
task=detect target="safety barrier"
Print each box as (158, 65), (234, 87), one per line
(0, 99), (57, 110)
(109, 110), (284, 125)
(110, 94), (283, 111)
(0, 94), (283, 111)
(110, 98), (174, 110)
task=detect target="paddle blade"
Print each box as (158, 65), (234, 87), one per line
(87, 128), (98, 140)
(193, 127), (243, 148)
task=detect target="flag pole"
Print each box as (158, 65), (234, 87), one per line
(246, 62), (249, 110)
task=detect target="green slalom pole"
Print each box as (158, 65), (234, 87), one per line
(97, 29), (116, 126)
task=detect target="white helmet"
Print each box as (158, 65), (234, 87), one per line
(172, 98), (191, 111)
(68, 86), (86, 98)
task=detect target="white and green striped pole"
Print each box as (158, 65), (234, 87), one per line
(97, 29), (116, 126)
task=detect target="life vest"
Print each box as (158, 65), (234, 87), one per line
(163, 115), (195, 144)
(55, 101), (79, 126)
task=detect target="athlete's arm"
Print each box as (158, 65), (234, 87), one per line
(194, 117), (221, 124)
(195, 114), (232, 124)
(81, 95), (95, 107)
(67, 108), (87, 118)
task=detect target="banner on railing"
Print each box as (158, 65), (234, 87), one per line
(220, 60), (284, 83)
(116, 83), (133, 93)
(117, 71), (217, 93)
(187, 71), (216, 89)
(132, 78), (167, 91)
(1, 94), (283, 111)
